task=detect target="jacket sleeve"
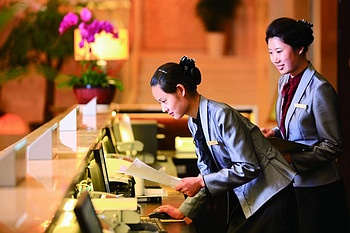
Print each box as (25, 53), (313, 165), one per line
(290, 82), (343, 172)
(178, 189), (209, 219)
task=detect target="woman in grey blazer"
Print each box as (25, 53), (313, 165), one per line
(262, 17), (349, 233)
(150, 56), (299, 233)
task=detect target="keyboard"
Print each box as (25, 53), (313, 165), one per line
(144, 179), (161, 189)
(140, 217), (167, 233)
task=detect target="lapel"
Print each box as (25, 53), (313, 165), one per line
(276, 81), (285, 127)
(199, 96), (214, 155)
(198, 96), (222, 171)
(276, 74), (289, 128)
(284, 63), (315, 137)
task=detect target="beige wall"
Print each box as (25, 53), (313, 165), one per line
(117, 0), (269, 127)
(0, 0), (338, 129)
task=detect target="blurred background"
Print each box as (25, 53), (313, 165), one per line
(0, 0), (349, 208)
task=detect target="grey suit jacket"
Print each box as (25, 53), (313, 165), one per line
(179, 96), (296, 219)
(273, 62), (343, 187)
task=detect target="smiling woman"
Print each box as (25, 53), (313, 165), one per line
(262, 17), (350, 233)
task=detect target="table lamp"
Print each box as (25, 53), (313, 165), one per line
(73, 28), (129, 62)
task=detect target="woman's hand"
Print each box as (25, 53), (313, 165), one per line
(153, 205), (192, 224)
(175, 176), (204, 197)
(153, 204), (185, 219)
(261, 128), (275, 137)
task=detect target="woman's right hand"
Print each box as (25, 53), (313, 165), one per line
(261, 128), (275, 137)
(153, 204), (185, 220)
(153, 204), (193, 224)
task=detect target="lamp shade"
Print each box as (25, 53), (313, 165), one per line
(74, 29), (129, 61)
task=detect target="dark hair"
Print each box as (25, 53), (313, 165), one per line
(150, 56), (201, 97)
(265, 17), (314, 53)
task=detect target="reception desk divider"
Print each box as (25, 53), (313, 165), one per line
(0, 139), (27, 186)
(59, 106), (79, 131)
(26, 123), (57, 160)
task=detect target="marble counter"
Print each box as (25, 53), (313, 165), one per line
(0, 106), (110, 233)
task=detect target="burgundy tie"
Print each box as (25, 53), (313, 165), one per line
(279, 73), (303, 138)
(280, 81), (290, 137)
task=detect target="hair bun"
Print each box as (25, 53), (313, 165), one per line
(179, 55), (201, 85)
(180, 56), (196, 71)
(297, 19), (313, 29)
(297, 19), (314, 46)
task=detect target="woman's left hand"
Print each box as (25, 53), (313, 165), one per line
(175, 176), (204, 197)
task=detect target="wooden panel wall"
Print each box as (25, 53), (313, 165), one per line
(0, 0), (338, 130)
(135, 53), (258, 109)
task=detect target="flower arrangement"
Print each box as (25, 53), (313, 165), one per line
(58, 7), (123, 91)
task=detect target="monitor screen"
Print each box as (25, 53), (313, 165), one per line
(118, 113), (135, 142)
(101, 126), (117, 154)
(112, 113), (157, 156)
(74, 191), (103, 233)
(91, 142), (111, 193)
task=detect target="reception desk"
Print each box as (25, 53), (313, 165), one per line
(0, 106), (196, 233)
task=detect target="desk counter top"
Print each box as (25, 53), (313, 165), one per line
(0, 107), (108, 232)
(0, 106), (196, 233)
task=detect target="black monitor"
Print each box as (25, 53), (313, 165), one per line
(91, 142), (111, 193)
(101, 126), (118, 154)
(74, 191), (103, 233)
(112, 114), (158, 161)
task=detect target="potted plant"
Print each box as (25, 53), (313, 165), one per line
(58, 60), (124, 104)
(0, 0), (74, 122)
(57, 7), (124, 104)
(196, 0), (240, 56)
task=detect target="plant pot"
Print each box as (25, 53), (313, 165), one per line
(206, 32), (225, 57)
(73, 85), (116, 104)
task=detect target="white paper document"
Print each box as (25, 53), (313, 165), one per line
(122, 158), (181, 187)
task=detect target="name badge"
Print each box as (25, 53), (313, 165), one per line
(207, 140), (218, 146)
(294, 103), (307, 109)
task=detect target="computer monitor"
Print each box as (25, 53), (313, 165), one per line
(118, 113), (135, 142)
(112, 114), (143, 157)
(112, 114), (157, 161)
(74, 191), (103, 233)
(90, 142), (111, 193)
(100, 126), (117, 155)
(130, 121), (158, 156)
